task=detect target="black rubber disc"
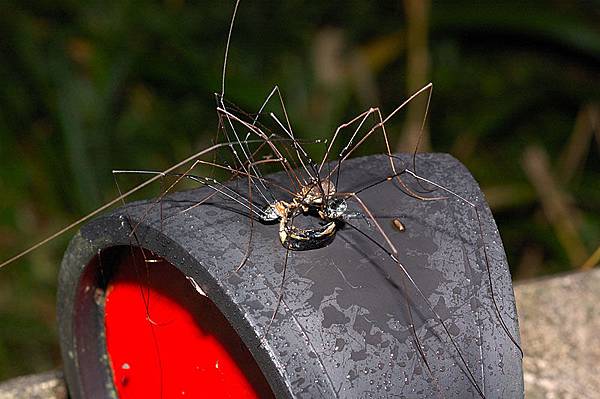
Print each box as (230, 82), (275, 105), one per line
(57, 153), (524, 398)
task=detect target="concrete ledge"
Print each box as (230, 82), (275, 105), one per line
(0, 370), (67, 399)
(1, 269), (598, 398)
(515, 268), (600, 399)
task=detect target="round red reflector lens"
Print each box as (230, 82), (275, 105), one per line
(104, 250), (275, 398)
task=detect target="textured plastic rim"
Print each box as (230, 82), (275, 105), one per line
(57, 153), (524, 398)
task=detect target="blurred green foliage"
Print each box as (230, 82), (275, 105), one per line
(0, 0), (599, 380)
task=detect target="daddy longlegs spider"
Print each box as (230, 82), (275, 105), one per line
(1, 1), (523, 398)
(104, 1), (522, 396)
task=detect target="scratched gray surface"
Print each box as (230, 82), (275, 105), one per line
(58, 153), (523, 398)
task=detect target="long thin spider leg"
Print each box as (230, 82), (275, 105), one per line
(272, 87), (319, 178)
(347, 168), (439, 205)
(217, 106), (304, 192)
(0, 140), (261, 269)
(327, 83), (434, 182)
(399, 274), (445, 399)
(403, 169), (524, 358)
(270, 112), (315, 182)
(408, 82), (437, 193)
(111, 145), (173, 399)
(263, 246), (291, 339)
(194, 136), (327, 199)
(278, 141), (310, 189)
(381, 83), (433, 126)
(217, 96), (294, 205)
(112, 173), (174, 339)
(333, 109), (379, 188)
(219, 107), (302, 191)
(220, 0), (240, 97)
(343, 164), (523, 360)
(315, 107), (380, 211)
(274, 136), (328, 213)
(345, 221), (486, 399)
(216, 91), (292, 204)
(113, 160), (288, 278)
(112, 165), (264, 335)
(128, 245), (166, 399)
(193, 153), (296, 196)
(331, 204), (432, 384)
(113, 154), (295, 234)
(217, 0), (274, 207)
(218, 119), (264, 274)
(217, 110), (273, 204)
(217, 87), (307, 204)
(322, 89), (441, 202)
(188, 169), (256, 274)
(252, 87), (308, 182)
(252, 86), (280, 125)
(372, 106), (444, 201)
(319, 108), (378, 174)
(219, 0), (282, 205)
(236, 175), (255, 272)
(113, 169), (269, 221)
(336, 191), (398, 254)
(217, 107), (296, 180)
(169, 157), (298, 221)
(251, 85), (319, 187)
(116, 157), (253, 242)
(147, 150), (278, 225)
(117, 159), (206, 238)
(219, 0), (314, 202)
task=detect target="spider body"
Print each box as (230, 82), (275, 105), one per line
(261, 177), (348, 251)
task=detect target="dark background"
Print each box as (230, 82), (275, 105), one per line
(0, 0), (598, 380)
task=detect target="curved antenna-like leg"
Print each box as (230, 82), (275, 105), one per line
(0, 140), (250, 269)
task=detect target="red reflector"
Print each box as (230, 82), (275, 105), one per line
(104, 250), (275, 398)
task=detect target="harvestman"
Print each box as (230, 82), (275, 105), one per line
(0, 1), (522, 398)
(107, 1), (522, 396)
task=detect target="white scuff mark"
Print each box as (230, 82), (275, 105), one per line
(186, 276), (207, 296)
